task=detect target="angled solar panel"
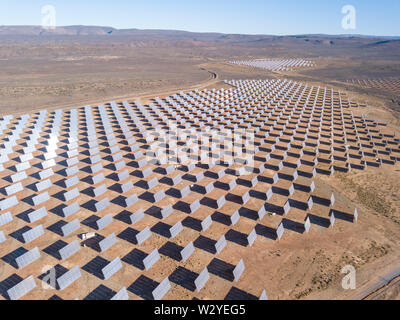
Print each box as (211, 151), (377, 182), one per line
(170, 221), (183, 238)
(63, 202), (80, 218)
(15, 247), (41, 269)
(143, 249), (160, 271)
(57, 266), (81, 290)
(0, 231), (6, 243)
(96, 213), (113, 230)
(59, 240), (81, 261)
(28, 207), (48, 223)
(181, 242), (195, 262)
(5, 182), (23, 196)
(136, 227), (151, 245)
(7, 276), (36, 300)
(95, 198), (110, 213)
(99, 233), (117, 253)
(247, 229), (257, 247)
(22, 225), (44, 243)
(201, 215), (213, 231)
(276, 223), (285, 240)
(111, 287), (129, 301)
(130, 209), (144, 225)
(0, 196), (19, 211)
(195, 268), (210, 293)
(0, 211), (13, 227)
(215, 235), (227, 254)
(102, 257), (122, 280)
(233, 259), (245, 282)
(32, 192), (50, 206)
(61, 219), (80, 237)
(152, 278), (171, 301)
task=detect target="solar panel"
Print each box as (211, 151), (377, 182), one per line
(130, 209), (144, 225)
(170, 221), (183, 238)
(90, 163), (103, 174)
(276, 223), (284, 240)
(11, 171), (27, 183)
(92, 173), (105, 185)
(0, 231), (6, 243)
(115, 161), (126, 171)
(59, 240), (81, 261)
(118, 170), (129, 182)
(121, 181), (133, 193)
(0, 211), (13, 226)
(233, 259), (245, 282)
(61, 219), (80, 237)
(57, 266), (81, 290)
(5, 182), (23, 196)
(94, 184), (107, 197)
(152, 278), (171, 301)
(15, 247), (41, 269)
(63, 202), (80, 218)
(28, 207), (48, 223)
(330, 212), (336, 228)
(96, 213), (113, 230)
(195, 268), (210, 293)
(22, 225), (44, 243)
(304, 217), (311, 233)
(7, 276), (36, 300)
(143, 249), (160, 270)
(161, 205), (173, 219)
(136, 227), (151, 245)
(215, 235), (227, 254)
(217, 196), (226, 209)
(90, 155), (101, 164)
(259, 290), (268, 300)
(32, 192), (50, 206)
(125, 194), (138, 207)
(181, 242), (195, 262)
(111, 287), (129, 301)
(95, 198), (110, 213)
(201, 215), (213, 231)
(63, 188), (79, 202)
(35, 179), (52, 192)
(247, 229), (257, 247)
(102, 257), (122, 280)
(231, 211), (240, 226)
(99, 233), (117, 253)
(65, 176), (79, 188)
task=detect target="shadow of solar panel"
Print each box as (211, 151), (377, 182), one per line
(225, 229), (248, 247)
(118, 227), (139, 245)
(122, 249), (147, 270)
(84, 284), (116, 301)
(127, 275), (158, 301)
(82, 256), (109, 280)
(48, 295), (63, 300)
(182, 216), (202, 232)
(208, 258), (235, 282)
(169, 267), (198, 292)
(159, 241), (183, 261)
(2, 247), (28, 268)
(225, 287), (258, 301)
(47, 220), (68, 236)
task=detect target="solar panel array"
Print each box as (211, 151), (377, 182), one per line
(0, 79), (399, 300)
(230, 59), (315, 71)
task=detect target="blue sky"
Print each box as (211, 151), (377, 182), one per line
(0, 0), (399, 36)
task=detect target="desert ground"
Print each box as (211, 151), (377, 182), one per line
(0, 26), (399, 300)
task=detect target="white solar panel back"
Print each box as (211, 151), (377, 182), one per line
(7, 276), (36, 300)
